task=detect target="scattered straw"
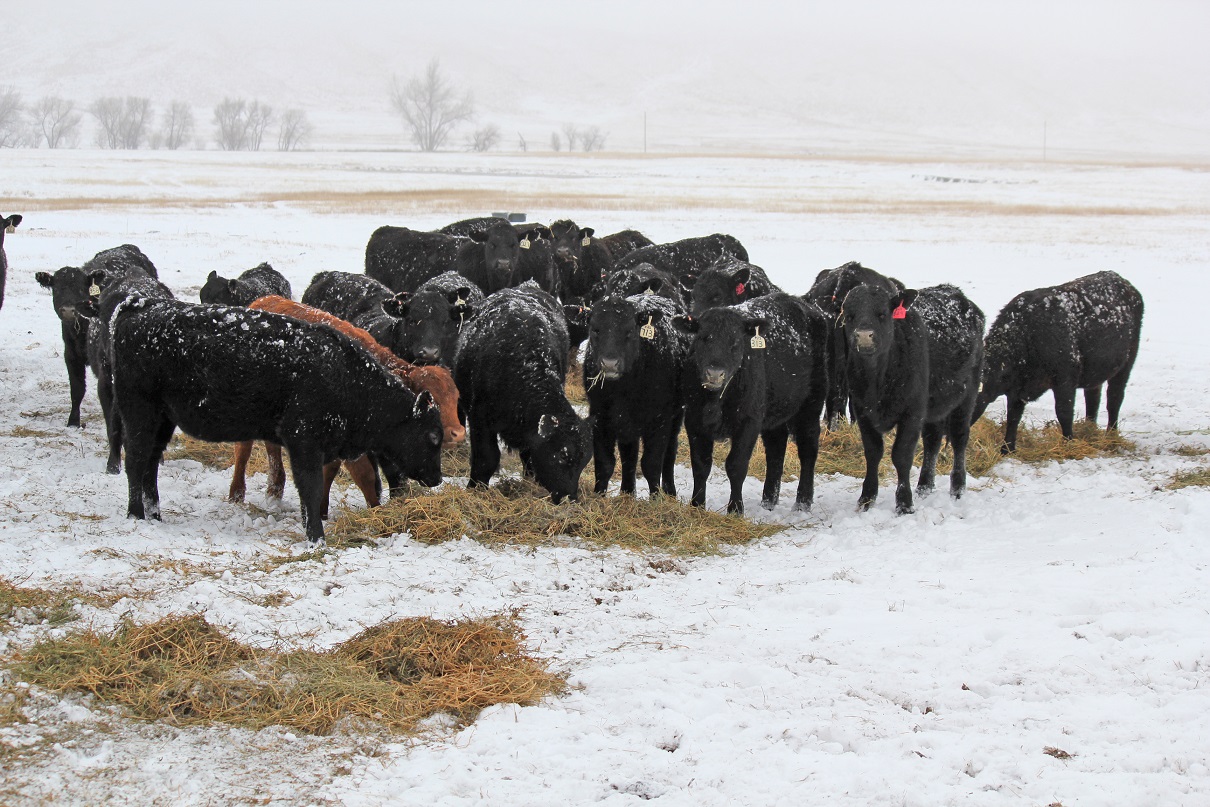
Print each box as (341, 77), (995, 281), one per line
(10, 612), (563, 737)
(564, 356), (588, 407)
(1167, 467), (1210, 491)
(0, 579), (84, 630)
(328, 482), (782, 555)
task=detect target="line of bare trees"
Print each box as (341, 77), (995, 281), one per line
(0, 86), (312, 151)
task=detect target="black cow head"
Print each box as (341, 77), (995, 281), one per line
(528, 412), (592, 504)
(585, 295), (667, 382)
(469, 221), (552, 279)
(199, 270), (237, 305)
(36, 266), (92, 327)
(549, 219), (594, 264)
(840, 284), (918, 359)
(381, 389), (444, 488)
(688, 258), (752, 316)
(391, 286), (475, 366)
(1, 214), (20, 245)
(674, 307), (768, 392)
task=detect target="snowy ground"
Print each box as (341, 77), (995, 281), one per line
(1, 150), (1208, 805)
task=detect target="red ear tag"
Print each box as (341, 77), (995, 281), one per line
(735, 282), (746, 296)
(892, 301), (907, 320)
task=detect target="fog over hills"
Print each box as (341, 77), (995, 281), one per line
(5, 0), (1209, 158)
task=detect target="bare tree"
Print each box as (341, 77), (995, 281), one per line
(277, 109), (313, 151)
(117, 97), (151, 149)
(580, 125), (607, 152)
(389, 59), (474, 152)
(161, 101), (194, 150)
(213, 98), (248, 150)
(90, 97), (123, 148)
(30, 96), (81, 149)
(561, 123), (580, 152)
(0, 86), (24, 147)
(245, 101), (274, 151)
(550, 131), (562, 152)
(467, 123), (501, 152)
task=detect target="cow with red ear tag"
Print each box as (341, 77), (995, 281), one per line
(684, 255), (781, 316)
(672, 291), (829, 515)
(840, 283), (984, 515)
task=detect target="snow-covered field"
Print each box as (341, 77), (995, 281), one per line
(1, 150), (1209, 805)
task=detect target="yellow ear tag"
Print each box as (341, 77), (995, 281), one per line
(4, 225), (14, 234)
(89, 283), (101, 297)
(639, 316), (655, 340)
(642, 287), (656, 296)
(581, 236), (591, 247)
(520, 237), (531, 250)
(750, 326), (766, 349)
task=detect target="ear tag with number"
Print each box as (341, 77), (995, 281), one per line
(4, 225), (14, 234)
(642, 287), (656, 296)
(735, 282), (746, 296)
(892, 301), (907, 320)
(581, 236), (592, 247)
(750, 326), (766, 349)
(89, 283), (101, 297)
(639, 316), (655, 340)
(520, 237), (531, 250)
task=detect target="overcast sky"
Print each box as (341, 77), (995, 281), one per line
(5, 1), (1208, 155)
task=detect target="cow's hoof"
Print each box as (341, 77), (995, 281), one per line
(792, 499), (812, 512)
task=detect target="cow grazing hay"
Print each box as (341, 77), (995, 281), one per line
(328, 482), (783, 554)
(11, 612), (563, 736)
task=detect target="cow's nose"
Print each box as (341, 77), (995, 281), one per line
(415, 346), (440, 363)
(854, 329), (876, 353)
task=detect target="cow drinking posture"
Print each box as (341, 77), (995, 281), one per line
(972, 270), (1143, 452)
(841, 283), (984, 514)
(106, 291), (443, 544)
(674, 292), (829, 514)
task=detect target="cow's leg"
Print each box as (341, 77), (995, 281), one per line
(228, 440), (254, 502)
(285, 442), (326, 544)
(686, 427), (714, 509)
(890, 419), (920, 515)
(122, 406), (155, 520)
(139, 416), (175, 522)
(856, 418), (884, 511)
(792, 394), (825, 511)
(344, 457), (382, 508)
(65, 349), (86, 428)
(1053, 381), (1078, 440)
(917, 420), (942, 495)
(724, 423), (761, 515)
(265, 442), (286, 501)
(97, 375), (122, 474)
(659, 414), (683, 497)
(640, 423), (671, 499)
(1105, 370), (1132, 432)
(320, 460), (341, 520)
(592, 416), (617, 494)
(467, 415), (500, 490)
(947, 403), (972, 499)
(617, 438), (639, 495)
(1003, 398), (1027, 454)
(1084, 384), (1102, 425)
(760, 425), (788, 510)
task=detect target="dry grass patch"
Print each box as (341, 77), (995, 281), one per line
(1167, 467), (1210, 491)
(164, 435), (262, 473)
(2, 426), (59, 439)
(0, 579), (86, 630)
(10, 612), (564, 737)
(1172, 443), (1210, 457)
(328, 481), (783, 555)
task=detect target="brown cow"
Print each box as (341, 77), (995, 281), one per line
(227, 296), (464, 512)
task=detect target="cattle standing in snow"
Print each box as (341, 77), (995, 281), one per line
(301, 271), (411, 359)
(0, 213), (22, 311)
(105, 292), (444, 544)
(602, 263), (688, 310)
(364, 226), (464, 294)
(439, 218), (560, 295)
(841, 283), (984, 514)
(449, 219), (553, 296)
(610, 233), (749, 294)
(35, 245), (159, 427)
(971, 270), (1143, 452)
(683, 256), (781, 316)
(400, 271), (484, 366)
(454, 283), (591, 501)
(564, 227), (654, 299)
(805, 261), (905, 428)
(673, 292), (829, 514)
(579, 294), (689, 497)
(199, 262), (292, 306)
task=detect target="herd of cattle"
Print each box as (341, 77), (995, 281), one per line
(1, 212), (1144, 544)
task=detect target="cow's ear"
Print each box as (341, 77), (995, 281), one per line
(896, 289), (919, 311)
(563, 304), (590, 327)
(743, 316), (770, 335)
(383, 292), (409, 318)
(731, 265), (751, 286)
(87, 269), (109, 293)
(446, 286), (473, 307)
(5, 214), (22, 230)
(450, 302), (474, 322)
(671, 314), (699, 334)
(679, 272), (697, 291)
(538, 413), (559, 439)
(532, 225), (553, 240)
(35, 271), (54, 289)
(579, 227), (594, 240)
(639, 277), (663, 295)
(412, 389), (435, 418)
(207, 270), (218, 282)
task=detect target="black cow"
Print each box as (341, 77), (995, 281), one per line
(579, 294), (688, 497)
(301, 271), (410, 359)
(105, 290), (443, 544)
(81, 272), (176, 473)
(199, 262), (291, 306)
(602, 263), (687, 310)
(971, 271), (1143, 452)
(1, 213), (22, 311)
(805, 262), (905, 428)
(673, 292), (829, 514)
(564, 227), (654, 299)
(610, 233), (749, 291)
(683, 256), (781, 316)
(840, 283), (984, 514)
(451, 219), (553, 296)
(396, 271), (483, 366)
(35, 245), (159, 427)
(454, 283), (592, 502)
(365, 226), (464, 293)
